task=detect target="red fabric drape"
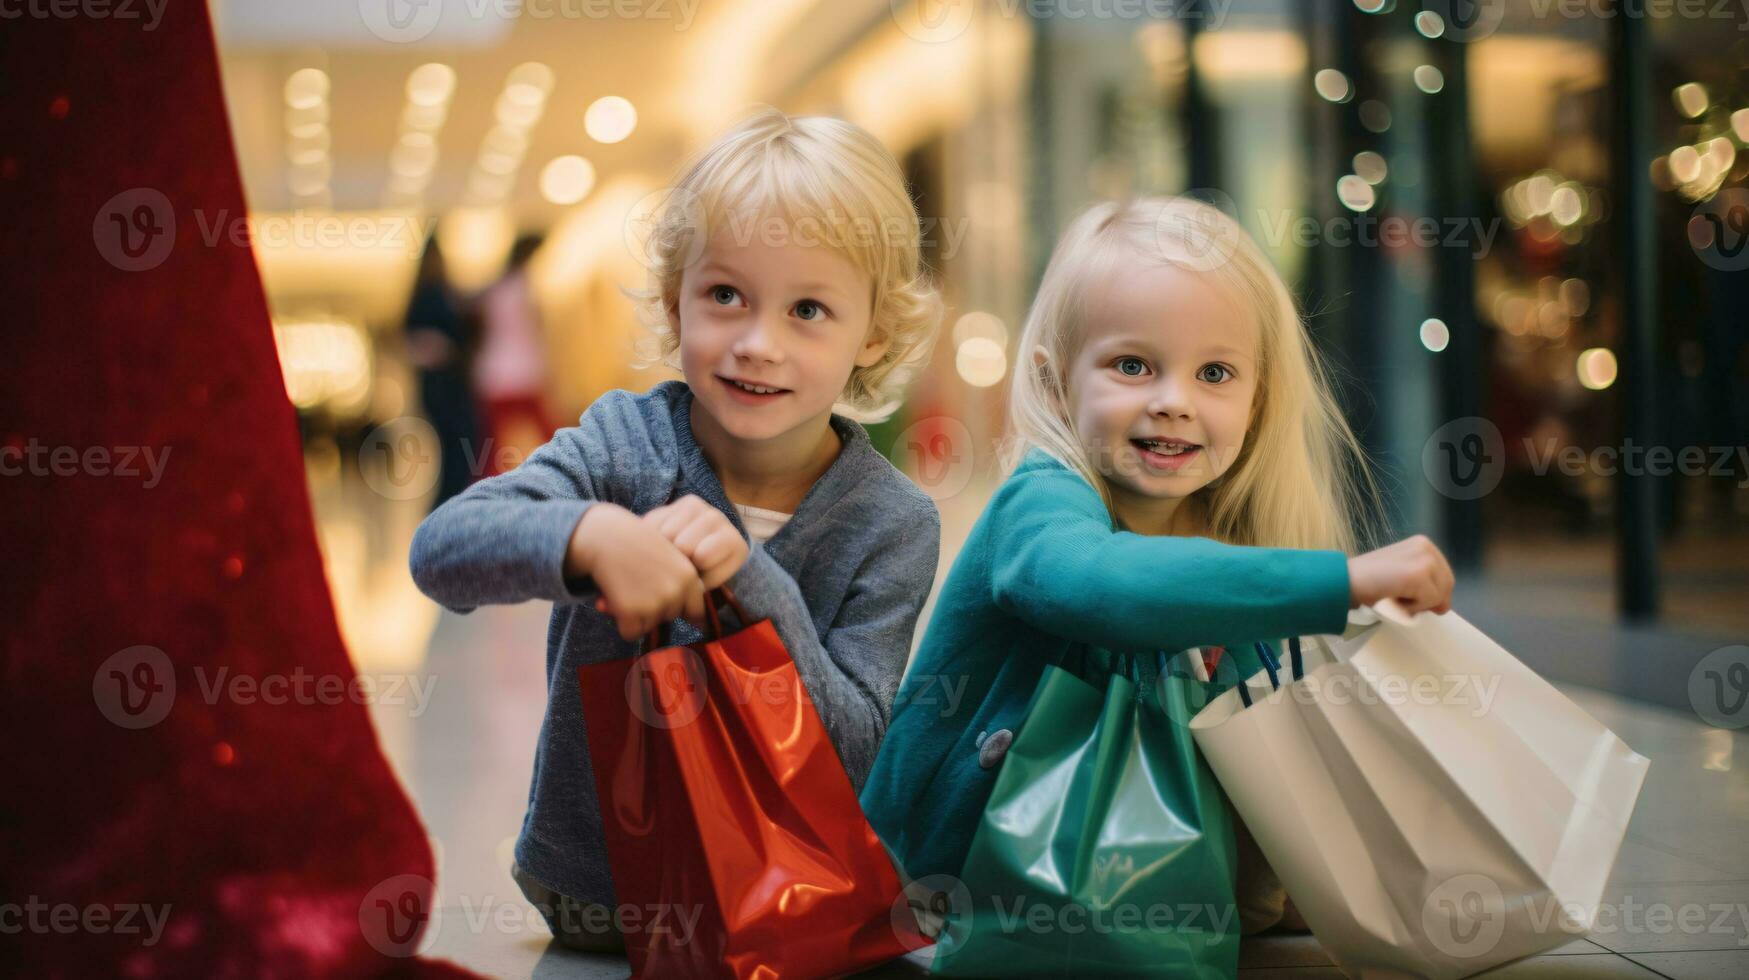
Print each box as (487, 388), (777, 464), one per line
(1, 7), (468, 978)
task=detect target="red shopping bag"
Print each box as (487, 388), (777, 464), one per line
(577, 588), (924, 978)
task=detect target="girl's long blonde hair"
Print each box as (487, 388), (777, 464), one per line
(1004, 197), (1383, 554)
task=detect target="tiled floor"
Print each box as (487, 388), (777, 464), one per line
(365, 598), (1749, 980)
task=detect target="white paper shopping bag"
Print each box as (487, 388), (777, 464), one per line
(1188, 602), (1650, 980)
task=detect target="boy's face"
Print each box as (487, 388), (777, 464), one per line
(675, 228), (888, 444)
(1064, 263), (1260, 528)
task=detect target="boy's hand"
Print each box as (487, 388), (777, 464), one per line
(641, 495), (750, 590)
(1347, 534), (1455, 616)
(565, 503), (706, 641)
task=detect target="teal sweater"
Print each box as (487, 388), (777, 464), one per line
(859, 448), (1354, 881)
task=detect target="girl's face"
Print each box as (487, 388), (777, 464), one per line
(1063, 263), (1261, 532)
(676, 229), (888, 444)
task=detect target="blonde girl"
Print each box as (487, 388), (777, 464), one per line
(861, 196), (1453, 940)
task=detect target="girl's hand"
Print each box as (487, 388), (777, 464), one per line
(565, 503), (707, 640)
(1347, 534), (1454, 616)
(641, 495), (750, 590)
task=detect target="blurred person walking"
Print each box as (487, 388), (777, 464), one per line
(472, 234), (555, 476)
(403, 235), (481, 510)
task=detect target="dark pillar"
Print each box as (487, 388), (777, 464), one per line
(1427, 24), (1485, 573)
(1609, 13), (1661, 621)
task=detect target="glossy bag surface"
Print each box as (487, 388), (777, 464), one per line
(577, 590), (921, 979)
(934, 655), (1241, 978)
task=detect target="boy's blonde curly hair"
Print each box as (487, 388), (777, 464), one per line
(630, 108), (943, 422)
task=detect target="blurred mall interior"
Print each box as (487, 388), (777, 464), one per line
(204, 0), (1747, 973)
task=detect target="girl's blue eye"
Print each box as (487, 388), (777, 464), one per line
(1115, 356), (1149, 377)
(1198, 363), (1232, 384)
(711, 285), (740, 306)
(794, 300), (824, 321)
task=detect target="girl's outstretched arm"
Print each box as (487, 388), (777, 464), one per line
(987, 456), (1352, 653)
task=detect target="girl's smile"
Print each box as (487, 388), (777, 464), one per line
(1131, 436), (1203, 472)
(1066, 262), (1260, 535)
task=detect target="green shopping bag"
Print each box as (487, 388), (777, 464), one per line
(932, 651), (1244, 978)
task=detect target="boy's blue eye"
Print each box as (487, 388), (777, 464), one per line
(794, 300), (824, 321)
(1115, 356), (1148, 377)
(711, 285), (740, 306)
(1198, 363), (1232, 383)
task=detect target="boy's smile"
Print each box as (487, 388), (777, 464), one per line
(715, 373), (791, 404)
(675, 226), (890, 504)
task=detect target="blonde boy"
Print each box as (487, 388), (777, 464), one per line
(411, 109), (943, 950)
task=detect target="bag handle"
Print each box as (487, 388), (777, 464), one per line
(1238, 619), (1399, 710)
(640, 586), (751, 652)
(1227, 602), (1408, 704)
(1234, 640), (1280, 708)
(1234, 635), (1308, 708)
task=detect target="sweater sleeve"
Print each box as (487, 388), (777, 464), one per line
(986, 458), (1352, 653)
(407, 394), (637, 613)
(724, 499), (941, 792)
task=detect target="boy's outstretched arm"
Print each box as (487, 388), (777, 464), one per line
(726, 505), (941, 793)
(409, 399), (633, 613)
